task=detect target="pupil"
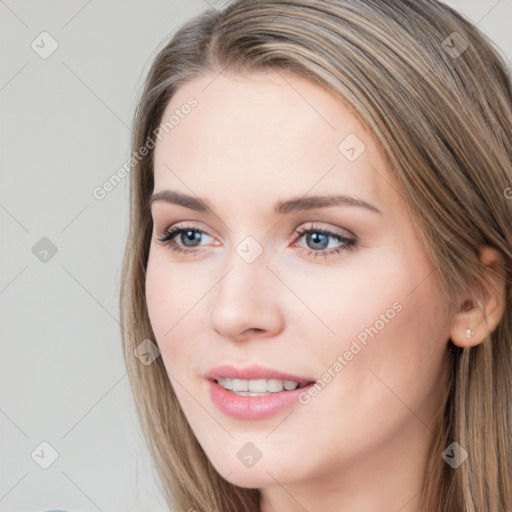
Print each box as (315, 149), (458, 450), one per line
(308, 232), (328, 250)
(181, 230), (201, 246)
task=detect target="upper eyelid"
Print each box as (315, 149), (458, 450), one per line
(296, 224), (354, 237)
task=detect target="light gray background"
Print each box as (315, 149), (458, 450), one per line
(0, 1), (510, 511)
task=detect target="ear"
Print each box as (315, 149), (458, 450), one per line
(449, 246), (508, 348)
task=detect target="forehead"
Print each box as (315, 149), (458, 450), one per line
(152, 70), (397, 214)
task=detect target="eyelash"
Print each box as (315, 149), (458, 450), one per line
(155, 223), (357, 259)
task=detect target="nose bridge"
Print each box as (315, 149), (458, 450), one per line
(208, 235), (283, 339)
(216, 236), (270, 307)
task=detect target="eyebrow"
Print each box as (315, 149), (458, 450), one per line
(148, 190), (382, 215)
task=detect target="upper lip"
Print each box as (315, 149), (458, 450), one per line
(205, 364), (316, 384)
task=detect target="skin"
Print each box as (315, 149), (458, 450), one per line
(145, 70), (507, 512)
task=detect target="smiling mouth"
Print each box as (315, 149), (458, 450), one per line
(214, 377), (315, 396)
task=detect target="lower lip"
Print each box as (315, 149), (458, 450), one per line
(208, 380), (315, 420)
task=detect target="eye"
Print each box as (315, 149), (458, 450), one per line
(154, 223), (357, 259)
(155, 224), (214, 256)
(292, 224), (357, 258)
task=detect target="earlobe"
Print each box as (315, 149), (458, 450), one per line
(449, 246), (507, 348)
(450, 300), (486, 348)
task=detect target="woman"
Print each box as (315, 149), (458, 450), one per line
(119, 1), (512, 510)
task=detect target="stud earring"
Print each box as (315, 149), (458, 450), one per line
(466, 328), (474, 338)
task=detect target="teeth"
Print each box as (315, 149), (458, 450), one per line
(232, 379), (248, 392)
(284, 380), (299, 391)
(217, 378), (310, 394)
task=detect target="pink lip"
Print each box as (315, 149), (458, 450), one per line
(207, 380), (316, 420)
(205, 364), (317, 420)
(205, 364), (315, 383)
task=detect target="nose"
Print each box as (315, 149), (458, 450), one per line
(208, 250), (284, 342)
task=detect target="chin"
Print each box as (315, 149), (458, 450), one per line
(217, 450), (302, 487)
(220, 468), (276, 489)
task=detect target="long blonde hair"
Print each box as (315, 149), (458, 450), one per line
(119, 1), (512, 510)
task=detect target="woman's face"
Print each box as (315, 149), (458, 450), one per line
(146, 70), (453, 503)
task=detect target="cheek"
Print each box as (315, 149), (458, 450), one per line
(145, 255), (170, 339)
(282, 243), (447, 354)
(145, 252), (200, 337)
(283, 248), (451, 405)
(274, 251), (412, 354)
(277, 271), (450, 475)
(301, 260), (450, 428)
(145, 255), (180, 364)
(145, 253), (211, 374)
